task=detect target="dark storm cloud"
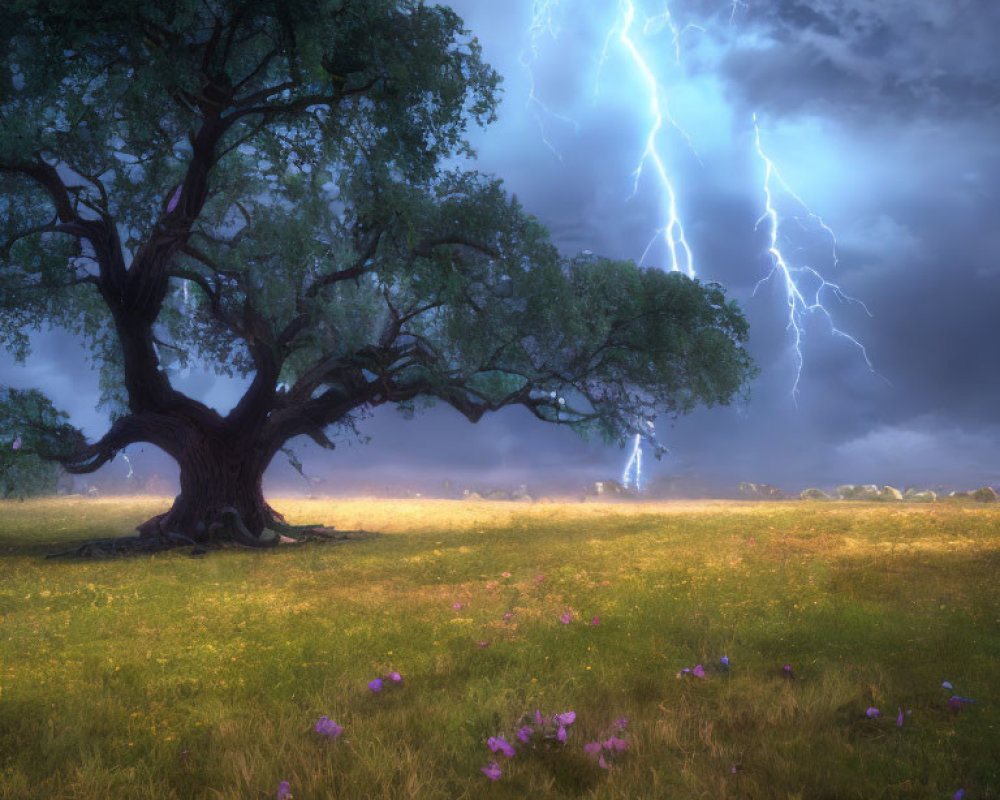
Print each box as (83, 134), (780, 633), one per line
(719, 0), (1000, 122)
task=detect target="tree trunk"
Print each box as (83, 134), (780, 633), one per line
(135, 431), (281, 546)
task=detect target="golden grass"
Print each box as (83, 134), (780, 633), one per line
(0, 496), (998, 798)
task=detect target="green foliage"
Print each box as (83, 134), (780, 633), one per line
(0, 448), (62, 498)
(0, 388), (78, 496)
(1, 0), (756, 467)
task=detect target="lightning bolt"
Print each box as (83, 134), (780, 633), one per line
(525, 0), (699, 490)
(751, 113), (877, 401)
(520, 0), (580, 161)
(599, 0), (697, 277)
(521, 1), (877, 490)
(598, 0), (700, 489)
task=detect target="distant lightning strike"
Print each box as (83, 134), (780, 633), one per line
(525, 0), (698, 490)
(600, 0), (698, 490)
(751, 113), (876, 401)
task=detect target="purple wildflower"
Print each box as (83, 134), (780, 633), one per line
(949, 696), (974, 712)
(368, 678), (383, 692)
(584, 741), (601, 757)
(314, 716), (343, 738)
(589, 615), (600, 626)
(556, 726), (567, 743)
(517, 725), (533, 743)
(720, 656), (730, 668)
(535, 574), (545, 582)
(942, 681), (953, 690)
(559, 611), (572, 624)
(954, 791), (965, 799)
(598, 754), (609, 769)
(603, 736), (628, 752)
(782, 664), (795, 679)
(481, 761), (502, 781)
(553, 711), (576, 727)
(452, 602), (465, 610)
(615, 717), (628, 728)
(277, 780), (292, 800)
(503, 612), (514, 620)
(866, 707), (881, 718)
(167, 186), (182, 213)
(487, 736), (516, 758)
(387, 671), (402, 683)
(897, 708), (904, 728)
(692, 664), (706, 678)
(12, 435), (21, 450)
(535, 709), (547, 726)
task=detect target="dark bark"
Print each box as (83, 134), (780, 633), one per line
(134, 425), (281, 546)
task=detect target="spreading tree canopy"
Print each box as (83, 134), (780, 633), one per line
(0, 0), (756, 547)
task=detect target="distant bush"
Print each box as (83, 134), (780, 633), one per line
(0, 450), (62, 499)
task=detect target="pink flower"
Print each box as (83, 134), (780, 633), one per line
(277, 780), (292, 800)
(386, 671), (402, 683)
(314, 716), (342, 738)
(516, 725), (533, 743)
(487, 736), (515, 758)
(556, 725), (567, 742)
(598, 754), (609, 769)
(603, 736), (628, 752)
(553, 711), (576, 726)
(692, 664), (705, 678)
(502, 612), (514, 620)
(535, 574), (545, 582)
(368, 678), (383, 692)
(584, 741), (601, 757)
(589, 616), (600, 626)
(167, 185), (182, 213)
(949, 696), (974, 712)
(559, 611), (572, 624)
(476, 641), (490, 648)
(452, 602), (465, 610)
(615, 717), (628, 728)
(501, 572), (511, 578)
(481, 761), (502, 781)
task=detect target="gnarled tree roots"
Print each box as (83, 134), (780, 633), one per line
(46, 504), (371, 559)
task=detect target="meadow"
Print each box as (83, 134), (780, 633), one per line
(0, 496), (997, 799)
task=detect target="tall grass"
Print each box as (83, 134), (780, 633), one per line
(0, 496), (997, 798)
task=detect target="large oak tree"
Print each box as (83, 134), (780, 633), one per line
(0, 0), (756, 547)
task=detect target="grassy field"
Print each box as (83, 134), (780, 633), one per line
(0, 496), (997, 799)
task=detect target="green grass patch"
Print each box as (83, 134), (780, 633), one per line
(0, 496), (998, 798)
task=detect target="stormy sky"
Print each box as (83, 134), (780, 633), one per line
(4, 0), (1000, 496)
